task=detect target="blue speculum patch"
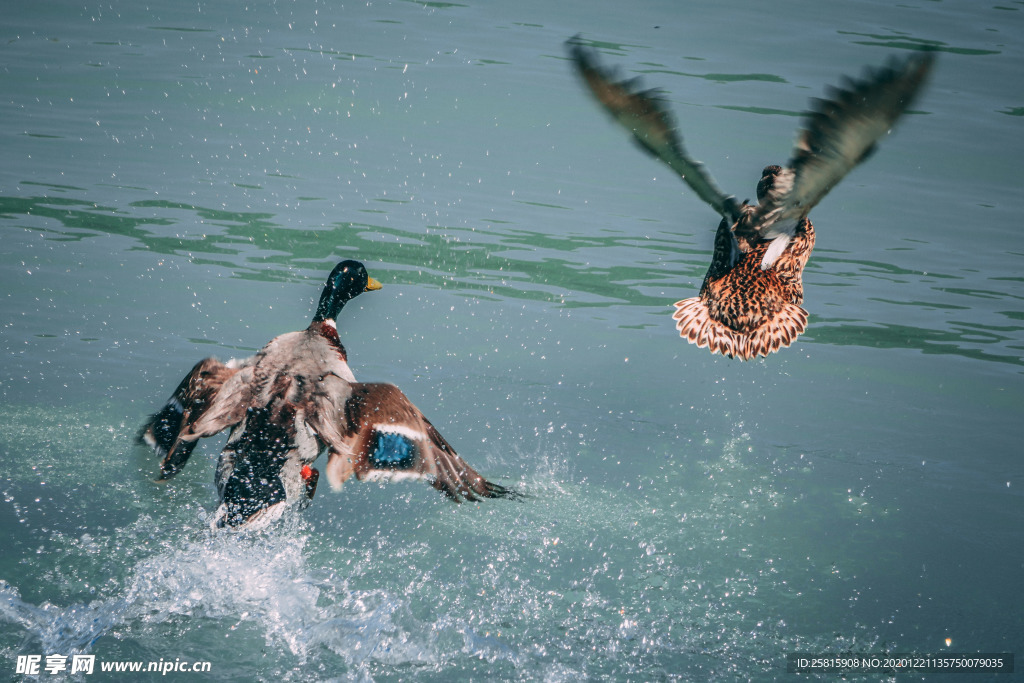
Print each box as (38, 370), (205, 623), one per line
(368, 431), (416, 470)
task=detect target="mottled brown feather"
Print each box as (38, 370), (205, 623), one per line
(673, 217), (815, 359)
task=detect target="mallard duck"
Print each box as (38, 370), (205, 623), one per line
(567, 37), (934, 360)
(138, 260), (516, 528)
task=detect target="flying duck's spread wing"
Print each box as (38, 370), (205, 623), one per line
(755, 51), (935, 241)
(567, 37), (741, 223)
(308, 379), (514, 502)
(137, 357), (250, 479)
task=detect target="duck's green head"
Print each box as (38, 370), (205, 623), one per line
(312, 260), (382, 322)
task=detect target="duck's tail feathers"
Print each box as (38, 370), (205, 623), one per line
(672, 297), (808, 361)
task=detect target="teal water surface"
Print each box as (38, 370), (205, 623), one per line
(2, 1), (1022, 680)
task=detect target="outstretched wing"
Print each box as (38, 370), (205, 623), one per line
(567, 36), (741, 223)
(755, 51), (935, 240)
(137, 357), (250, 479)
(308, 379), (515, 502)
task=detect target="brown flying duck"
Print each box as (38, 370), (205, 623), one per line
(567, 37), (934, 359)
(139, 260), (516, 528)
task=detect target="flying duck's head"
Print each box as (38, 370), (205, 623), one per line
(756, 165), (785, 203)
(313, 260), (382, 322)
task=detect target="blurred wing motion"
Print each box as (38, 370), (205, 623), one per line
(753, 51), (936, 243)
(310, 381), (515, 502)
(137, 357), (252, 480)
(566, 36), (741, 223)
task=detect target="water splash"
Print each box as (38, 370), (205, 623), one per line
(0, 580), (127, 655)
(0, 412), (895, 680)
(0, 517), (443, 677)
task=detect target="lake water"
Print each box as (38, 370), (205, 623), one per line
(1, 0), (1021, 680)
